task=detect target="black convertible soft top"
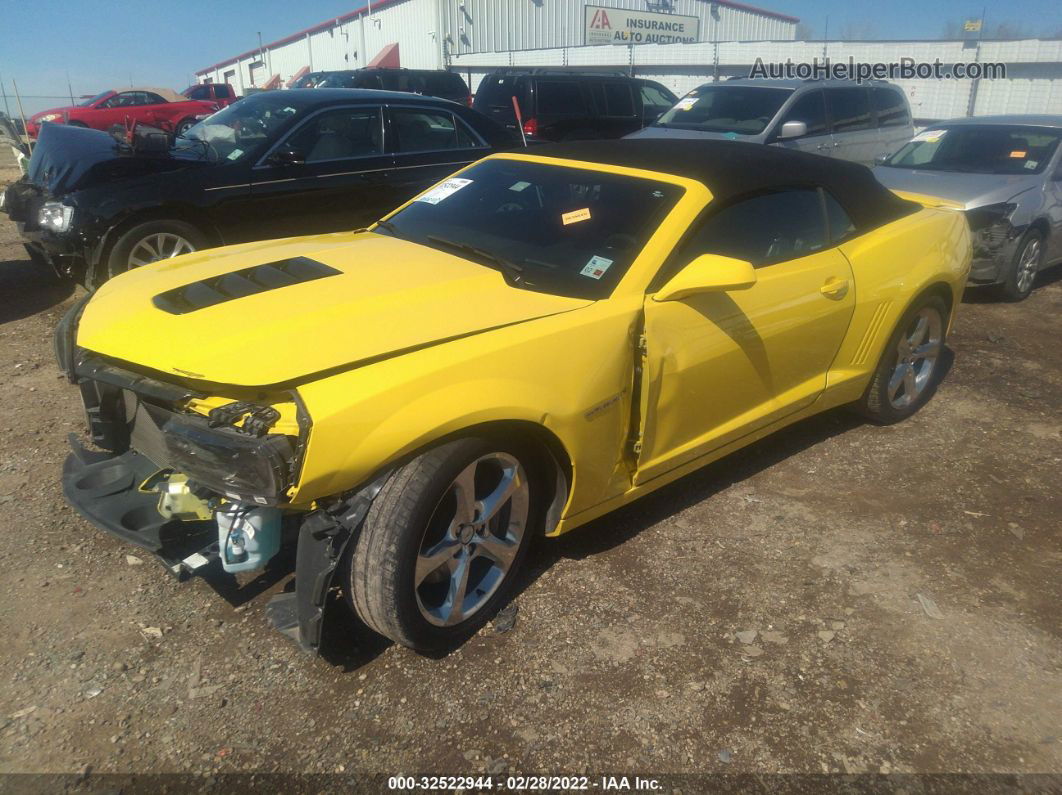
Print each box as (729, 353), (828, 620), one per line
(530, 139), (919, 232)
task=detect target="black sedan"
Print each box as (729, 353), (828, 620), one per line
(2, 89), (517, 287)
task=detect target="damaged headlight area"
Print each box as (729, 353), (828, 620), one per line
(71, 353), (305, 506)
(964, 202), (1018, 257)
(38, 200), (74, 233)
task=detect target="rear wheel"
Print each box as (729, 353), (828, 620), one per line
(174, 117), (197, 137)
(857, 294), (947, 424)
(995, 229), (1042, 302)
(105, 219), (208, 281)
(347, 438), (539, 651)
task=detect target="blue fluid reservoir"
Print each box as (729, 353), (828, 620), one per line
(216, 504), (282, 573)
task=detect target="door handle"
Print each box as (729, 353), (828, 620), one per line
(820, 278), (849, 299)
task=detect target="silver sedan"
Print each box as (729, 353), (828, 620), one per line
(874, 115), (1062, 301)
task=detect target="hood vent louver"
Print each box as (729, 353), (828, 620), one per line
(152, 256), (341, 315)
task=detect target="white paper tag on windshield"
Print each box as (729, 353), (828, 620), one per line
(674, 97), (697, 111)
(509, 180), (531, 192)
(227, 148), (243, 160)
(911, 129), (945, 143)
(416, 178), (472, 205)
(580, 255), (613, 280)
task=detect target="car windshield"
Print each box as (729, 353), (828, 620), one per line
(317, 72), (357, 88)
(374, 159), (684, 300)
(653, 85), (792, 135)
(884, 125), (1062, 175)
(179, 93), (310, 160)
(78, 91), (112, 107)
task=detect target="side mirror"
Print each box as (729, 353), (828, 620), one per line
(778, 120), (807, 139)
(267, 148), (305, 167)
(653, 254), (757, 302)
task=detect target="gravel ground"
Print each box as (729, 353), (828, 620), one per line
(0, 152), (1059, 781)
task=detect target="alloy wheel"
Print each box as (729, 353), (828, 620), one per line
(1015, 238), (1040, 295)
(414, 453), (529, 627)
(888, 307), (943, 410)
(128, 233), (196, 268)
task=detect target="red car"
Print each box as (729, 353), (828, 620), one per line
(26, 87), (221, 139)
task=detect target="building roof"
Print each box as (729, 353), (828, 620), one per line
(528, 138), (917, 231)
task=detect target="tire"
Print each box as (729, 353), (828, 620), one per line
(856, 293), (948, 424)
(347, 437), (541, 652)
(174, 117), (196, 137)
(105, 219), (208, 281)
(994, 229), (1043, 302)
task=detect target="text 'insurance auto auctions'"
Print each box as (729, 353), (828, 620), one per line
(585, 4), (700, 45)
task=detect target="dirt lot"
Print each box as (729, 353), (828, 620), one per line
(0, 151), (1059, 783)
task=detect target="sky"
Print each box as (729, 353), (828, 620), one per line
(2, 0), (1061, 114)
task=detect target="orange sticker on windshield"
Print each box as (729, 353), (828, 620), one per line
(562, 208), (591, 225)
(1009, 150), (1027, 158)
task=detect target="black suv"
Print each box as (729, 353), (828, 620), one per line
(310, 68), (471, 105)
(473, 70), (677, 142)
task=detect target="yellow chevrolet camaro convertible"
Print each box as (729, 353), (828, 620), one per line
(57, 140), (971, 653)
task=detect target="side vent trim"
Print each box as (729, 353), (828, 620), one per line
(852, 300), (892, 366)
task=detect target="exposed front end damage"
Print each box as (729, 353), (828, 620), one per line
(964, 202), (1024, 285)
(56, 298), (366, 651)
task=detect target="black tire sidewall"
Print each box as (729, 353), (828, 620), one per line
(999, 229), (1042, 302)
(175, 118), (196, 136)
(350, 437), (542, 651)
(106, 219), (208, 281)
(861, 294), (948, 424)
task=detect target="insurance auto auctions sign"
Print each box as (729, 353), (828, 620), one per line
(585, 4), (700, 46)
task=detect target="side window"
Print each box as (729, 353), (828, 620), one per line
(391, 108), (482, 152)
(872, 87), (909, 128)
(602, 83), (635, 117)
(536, 81), (586, 116)
(823, 191), (856, 242)
(144, 93), (167, 105)
(775, 90), (827, 137)
(355, 73), (384, 90)
(828, 88), (873, 132)
(281, 107), (383, 163)
(680, 189), (828, 267)
(640, 83), (674, 109)
(102, 92), (144, 108)
(187, 86), (209, 101)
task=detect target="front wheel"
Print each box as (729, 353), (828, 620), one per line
(347, 438), (539, 651)
(995, 229), (1043, 302)
(856, 294), (948, 424)
(105, 219), (208, 281)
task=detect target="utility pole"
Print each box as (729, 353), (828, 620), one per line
(0, 72), (11, 117)
(66, 70), (74, 105)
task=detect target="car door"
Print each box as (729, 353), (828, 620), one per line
(248, 104), (396, 238)
(385, 104), (493, 203)
(767, 89), (834, 156)
(825, 87), (878, 164)
(88, 91), (149, 130)
(635, 188), (856, 484)
(587, 80), (641, 138)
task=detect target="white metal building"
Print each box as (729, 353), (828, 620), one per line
(194, 0), (1062, 123)
(194, 0), (798, 90)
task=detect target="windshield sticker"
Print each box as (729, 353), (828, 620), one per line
(580, 255), (613, 280)
(911, 129), (945, 143)
(1009, 150), (1027, 158)
(562, 208), (592, 225)
(1025, 160), (1038, 169)
(227, 148), (243, 160)
(416, 177), (473, 205)
(674, 97), (698, 111)
(509, 180), (531, 192)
